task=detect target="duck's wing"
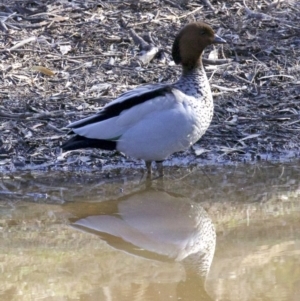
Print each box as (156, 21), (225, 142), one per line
(64, 84), (177, 142)
(67, 84), (168, 130)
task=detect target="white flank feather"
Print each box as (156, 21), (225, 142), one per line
(73, 88), (181, 141)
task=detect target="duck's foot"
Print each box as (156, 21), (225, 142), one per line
(144, 161), (164, 179)
(142, 161), (165, 189)
(142, 161), (152, 188)
(145, 161), (152, 179)
(155, 161), (164, 178)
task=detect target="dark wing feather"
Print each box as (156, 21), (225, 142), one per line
(68, 85), (171, 129)
(61, 135), (117, 151)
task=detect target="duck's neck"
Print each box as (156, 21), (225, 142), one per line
(173, 64), (210, 99)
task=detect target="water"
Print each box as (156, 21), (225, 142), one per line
(0, 162), (300, 301)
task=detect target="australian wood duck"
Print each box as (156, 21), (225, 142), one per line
(61, 22), (226, 176)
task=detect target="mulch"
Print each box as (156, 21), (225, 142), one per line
(0, 0), (300, 173)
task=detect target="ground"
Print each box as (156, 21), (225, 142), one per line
(0, 0), (300, 172)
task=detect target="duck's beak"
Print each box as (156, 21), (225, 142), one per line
(213, 34), (226, 44)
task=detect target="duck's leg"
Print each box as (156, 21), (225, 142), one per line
(156, 161), (164, 178)
(145, 161), (152, 179)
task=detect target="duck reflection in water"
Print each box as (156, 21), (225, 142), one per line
(72, 188), (216, 301)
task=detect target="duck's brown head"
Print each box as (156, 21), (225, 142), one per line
(172, 22), (226, 70)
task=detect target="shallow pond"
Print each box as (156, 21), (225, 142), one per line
(1, 162), (300, 301)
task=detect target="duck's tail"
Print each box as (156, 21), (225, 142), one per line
(61, 135), (117, 151)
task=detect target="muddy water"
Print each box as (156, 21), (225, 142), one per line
(0, 162), (300, 301)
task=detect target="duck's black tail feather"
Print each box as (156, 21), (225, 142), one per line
(61, 135), (117, 151)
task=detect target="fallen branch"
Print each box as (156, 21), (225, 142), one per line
(129, 29), (159, 65)
(202, 0), (216, 13)
(211, 84), (247, 92)
(258, 74), (295, 80)
(203, 58), (233, 65)
(8, 36), (37, 51)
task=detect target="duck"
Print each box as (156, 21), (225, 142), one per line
(61, 22), (226, 176)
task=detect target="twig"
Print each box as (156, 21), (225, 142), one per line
(203, 58), (233, 65)
(211, 84), (247, 92)
(202, 0), (216, 12)
(258, 74), (295, 80)
(129, 29), (159, 65)
(0, 11), (17, 32)
(46, 123), (66, 134)
(8, 36), (37, 51)
(129, 29), (149, 50)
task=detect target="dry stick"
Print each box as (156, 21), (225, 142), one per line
(258, 74), (295, 80)
(228, 41), (241, 63)
(233, 74), (252, 85)
(6, 22), (22, 30)
(250, 63), (263, 84)
(0, 111), (33, 119)
(25, 12), (69, 18)
(211, 84), (247, 92)
(12, 22), (50, 29)
(282, 119), (300, 126)
(8, 36), (37, 51)
(0, 11), (17, 32)
(251, 54), (268, 68)
(129, 29), (159, 65)
(203, 58), (232, 65)
(173, 6), (202, 19)
(129, 29), (149, 49)
(202, 0), (215, 12)
(46, 123), (66, 134)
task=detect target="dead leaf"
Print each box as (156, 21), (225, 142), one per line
(59, 45), (72, 55)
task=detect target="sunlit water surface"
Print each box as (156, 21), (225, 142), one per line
(0, 162), (300, 301)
